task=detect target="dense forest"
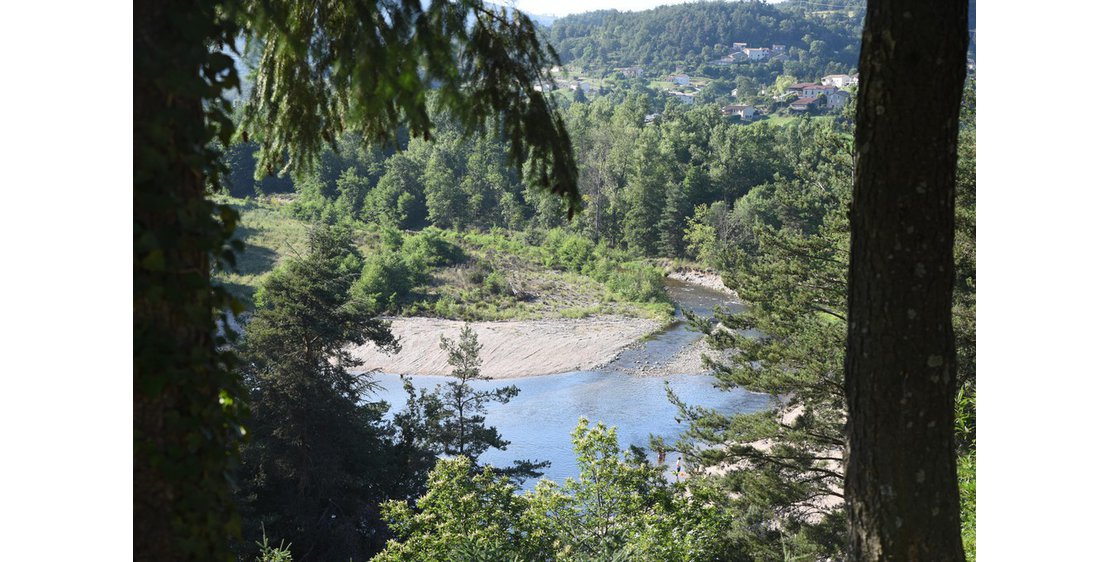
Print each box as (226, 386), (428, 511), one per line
(134, 0), (976, 560)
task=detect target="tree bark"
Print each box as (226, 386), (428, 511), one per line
(845, 1), (968, 560)
(134, 1), (242, 559)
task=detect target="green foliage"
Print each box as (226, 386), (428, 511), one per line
(140, 0), (587, 557)
(237, 226), (416, 561)
(375, 459), (539, 562)
(673, 123), (855, 559)
(222, 141), (296, 198)
(548, 2), (861, 79)
(683, 203), (726, 267)
(352, 250), (420, 314)
(538, 229), (668, 304)
(413, 325), (549, 480)
(134, 1), (248, 558)
(956, 388), (976, 561)
(958, 450), (976, 562)
(254, 533), (294, 562)
(239, 0), (580, 213)
(527, 420), (728, 562)
(602, 261), (668, 303)
(669, 92), (976, 560)
(374, 420), (728, 562)
(542, 228), (595, 272)
(365, 151), (428, 229)
(401, 227), (467, 269)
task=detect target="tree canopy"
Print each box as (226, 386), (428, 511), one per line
(135, 1), (580, 559)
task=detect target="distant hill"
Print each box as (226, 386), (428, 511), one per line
(545, 1), (864, 75)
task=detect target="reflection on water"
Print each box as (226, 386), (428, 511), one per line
(366, 277), (770, 489)
(370, 370), (770, 488)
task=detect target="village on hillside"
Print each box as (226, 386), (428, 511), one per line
(532, 38), (878, 125)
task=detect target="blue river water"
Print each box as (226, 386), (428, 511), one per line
(364, 277), (772, 488)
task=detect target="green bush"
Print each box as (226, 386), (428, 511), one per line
(605, 262), (667, 303)
(352, 251), (418, 314)
(376, 224), (404, 252)
(483, 270), (508, 296)
(402, 227), (466, 268)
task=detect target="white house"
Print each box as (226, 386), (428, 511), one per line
(721, 104), (756, 120)
(672, 74), (691, 86)
(822, 74), (853, 88)
(617, 66), (644, 78)
(572, 81), (592, 93)
(743, 47), (771, 61)
(826, 90), (851, 110)
(771, 44), (786, 53)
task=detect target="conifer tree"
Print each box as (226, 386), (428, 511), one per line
(237, 226), (409, 560)
(422, 325), (549, 481)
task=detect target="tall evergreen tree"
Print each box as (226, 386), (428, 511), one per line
(420, 325), (549, 481)
(673, 141), (853, 560)
(237, 226), (404, 561)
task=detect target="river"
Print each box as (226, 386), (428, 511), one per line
(368, 277), (772, 488)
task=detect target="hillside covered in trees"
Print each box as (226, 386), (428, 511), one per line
(546, 1), (865, 79)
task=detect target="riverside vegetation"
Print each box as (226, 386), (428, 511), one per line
(159, 1), (976, 561)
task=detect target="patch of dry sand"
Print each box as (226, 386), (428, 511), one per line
(351, 315), (661, 378)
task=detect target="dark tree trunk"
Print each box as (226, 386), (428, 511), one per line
(134, 1), (242, 559)
(845, 1), (969, 560)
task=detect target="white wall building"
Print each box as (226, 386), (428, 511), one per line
(803, 84), (838, 98)
(822, 74), (853, 88)
(743, 47), (771, 61)
(672, 74), (691, 86)
(721, 104), (756, 119)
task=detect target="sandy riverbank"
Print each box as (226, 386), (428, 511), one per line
(351, 315), (662, 378)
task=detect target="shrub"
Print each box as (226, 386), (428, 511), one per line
(605, 262), (667, 303)
(352, 251), (418, 314)
(402, 228), (466, 268)
(483, 270), (508, 296)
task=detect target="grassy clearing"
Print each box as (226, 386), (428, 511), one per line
(213, 195), (312, 304)
(211, 196), (673, 322)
